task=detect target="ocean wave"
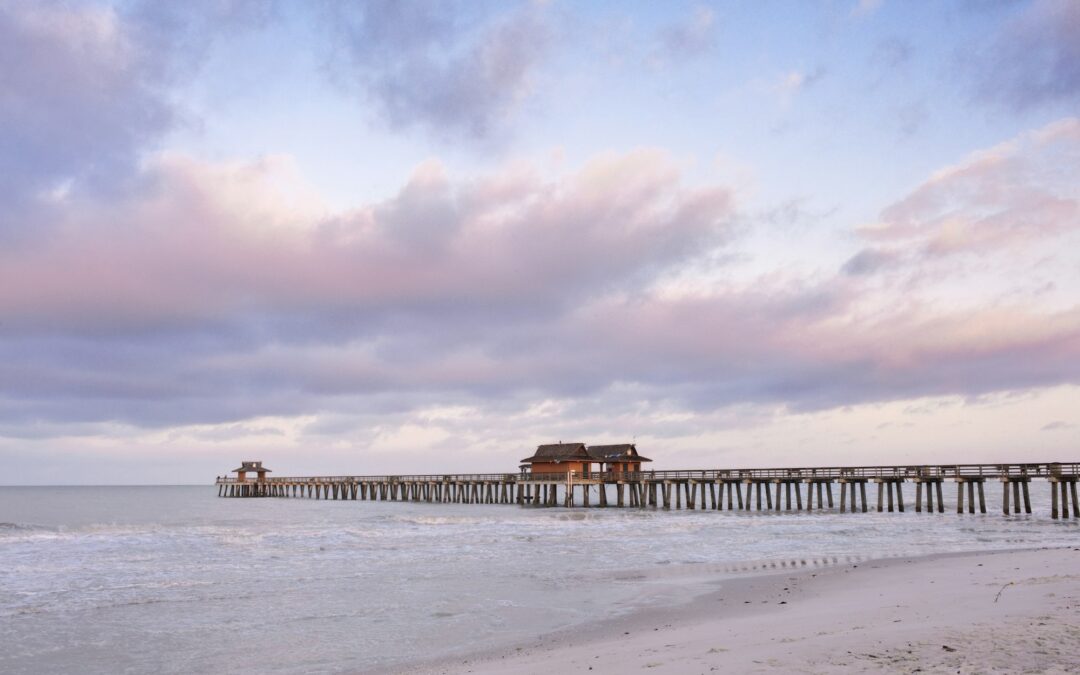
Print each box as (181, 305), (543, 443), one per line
(390, 515), (491, 526)
(0, 521), (51, 532)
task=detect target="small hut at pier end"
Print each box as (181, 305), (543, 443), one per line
(519, 443), (595, 477)
(232, 460), (272, 483)
(588, 444), (652, 476)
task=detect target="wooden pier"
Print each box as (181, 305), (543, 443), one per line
(215, 461), (1080, 519)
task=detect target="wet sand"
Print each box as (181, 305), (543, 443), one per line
(416, 547), (1080, 674)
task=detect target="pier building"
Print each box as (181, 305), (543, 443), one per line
(519, 442), (594, 476)
(587, 444), (651, 476)
(233, 460), (271, 483)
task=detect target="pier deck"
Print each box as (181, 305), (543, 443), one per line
(215, 462), (1080, 518)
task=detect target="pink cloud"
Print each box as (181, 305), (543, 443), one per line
(3, 128), (1080, 435)
(0, 150), (735, 333)
(860, 118), (1080, 258)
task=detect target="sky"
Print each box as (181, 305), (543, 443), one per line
(1, 0), (1079, 484)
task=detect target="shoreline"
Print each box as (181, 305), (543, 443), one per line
(401, 546), (1080, 674)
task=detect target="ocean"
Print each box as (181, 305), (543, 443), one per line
(1, 485), (1076, 674)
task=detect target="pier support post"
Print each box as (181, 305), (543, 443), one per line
(1052, 480), (1060, 519)
(877, 482), (885, 512)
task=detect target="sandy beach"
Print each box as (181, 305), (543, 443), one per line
(418, 547), (1080, 674)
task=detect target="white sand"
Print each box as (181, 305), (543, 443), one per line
(419, 547), (1080, 674)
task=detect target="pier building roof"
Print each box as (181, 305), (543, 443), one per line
(587, 444), (652, 463)
(231, 461), (272, 473)
(519, 443), (591, 464)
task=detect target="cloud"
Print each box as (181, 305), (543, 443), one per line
(871, 37), (912, 72)
(842, 248), (902, 276)
(324, 0), (551, 140)
(971, 0), (1080, 110)
(653, 5), (717, 63)
(770, 66), (827, 105)
(851, 0), (885, 17)
(0, 149), (734, 432)
(1041, 420), (1075, 431)
(5, 146), (1080, 433)
(4, 127), (1080, 439)
(860, 117), (1080, 258)
(0, 0), (271, 239)
(0, 149), (734, 339)
(0, 1), (169, 224)
(2, 77), (1080, 466)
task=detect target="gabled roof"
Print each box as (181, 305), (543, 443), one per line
(520, 442), (591, 464)
(231, 461), (272, 473)
(587, 444), (652, 463)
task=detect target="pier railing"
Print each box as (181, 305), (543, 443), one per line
(214, 463), (1079, 485)
(518, 462), (1079, 482)
(214, 473), (519, 485)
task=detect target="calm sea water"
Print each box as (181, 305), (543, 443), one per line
(1, 484), (1076, 674)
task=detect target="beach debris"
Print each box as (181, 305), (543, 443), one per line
(994, 581), (1015, 603)
(942, 645), (957, 652)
